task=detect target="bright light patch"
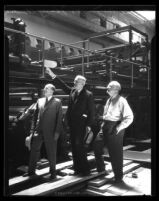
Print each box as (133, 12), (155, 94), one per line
(136, 11), (155, 21)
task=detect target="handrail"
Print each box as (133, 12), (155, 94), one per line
(5, 26), (149, 68)
(103, 54), (150, 69)
(5, 26), (150, 90)
(4, 27), (85, 51)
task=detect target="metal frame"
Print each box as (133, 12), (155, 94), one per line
(5, 26), (151, 90)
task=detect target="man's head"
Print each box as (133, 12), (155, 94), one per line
(106, 81), (121, 98)
(74, 75), (86, 91)
(43, 84), (56, 97)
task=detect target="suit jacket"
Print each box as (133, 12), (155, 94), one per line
(67, 87), (95, 127)
(31, 97), (62, 138)
(51, 76), (95, 128)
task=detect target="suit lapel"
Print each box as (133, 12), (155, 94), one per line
(43, 97), (54, 112)
(72, 88), (85, 104)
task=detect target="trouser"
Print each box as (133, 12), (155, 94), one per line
(28, 132), (57, 173)
(70, 124), (90, 173)
(93, 120), (125, 180)
(57, 126), (69, 160)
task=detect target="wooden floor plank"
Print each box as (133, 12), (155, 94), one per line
(88, 183), (112, 193)
(141, 149), (151, 153)
(123, 145), (136, 151)
(106, 184), (129, 196)
(10, 149), (151, 197)
(87, 164), (150, 196)
(9, 155), (95, 187)
(103, 150), (151, 163)
(85, 189), (115, 196)
(123, 168), (151, 195)
(123, 150), (151, 163)
(12, 171), (107, 196)
(88, 160), (134, 187)
(135, 139), (151, 143)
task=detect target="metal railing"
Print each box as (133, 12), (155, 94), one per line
(5, 26), (151, 90)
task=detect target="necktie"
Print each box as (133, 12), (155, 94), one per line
(74, 90), (78, 102)
(44, 97), (49, 107)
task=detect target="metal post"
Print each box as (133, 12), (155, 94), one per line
(129, 27), (132, 62)
(87, 40), (90, 68)
(110, 57), (112, 81)
(146, 36), (149, 66)
(147, 67), (150, 90)
(82, 49), (84, 76)
(40, 38), (45, 78)
(38, 50), (41, 62)
(131, 64), (134, 88)
(60, 44), (63, 68)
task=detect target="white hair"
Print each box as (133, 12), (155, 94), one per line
(74, 75), (86, 83)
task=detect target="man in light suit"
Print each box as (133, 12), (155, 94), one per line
(24, 83), (63, 179)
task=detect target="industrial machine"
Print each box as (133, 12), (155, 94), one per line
(4, 20), (151, 178)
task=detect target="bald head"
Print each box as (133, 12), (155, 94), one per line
(106, 81), (121, 98)
(106, 81), (121, 91)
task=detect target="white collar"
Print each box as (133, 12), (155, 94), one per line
(47, 96), (52, 101)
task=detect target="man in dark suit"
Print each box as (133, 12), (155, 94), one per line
(46, 68), (95, 176)
(24, 83), (63, 179)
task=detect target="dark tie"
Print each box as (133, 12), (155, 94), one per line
(44, 97), (49, 107)
(74, 90), (78, 102)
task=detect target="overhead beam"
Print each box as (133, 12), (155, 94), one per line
(28, 11), (127, 46)
(86, 25), (148, 42)
(86, 25), (131, 39)
(89, 11), (153, 39)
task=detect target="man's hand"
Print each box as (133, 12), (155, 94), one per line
(98, 116), (103, 121)
(54, 132), (60, 141)
(25, 134), (33, 151)
(45, 67), (56, 79)
(86, 126), (91, 133)
(115, 126), (122, 135)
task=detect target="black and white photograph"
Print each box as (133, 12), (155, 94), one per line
(4, 5), (156, 197)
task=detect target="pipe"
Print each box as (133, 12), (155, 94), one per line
(40, 39), (45, 78)
(4, 27), (85, 51)
(109, 57), (113, 81)
(87, 39), (90, 68)
(131, 64), (134, 88)
(82, 49), (84, 76)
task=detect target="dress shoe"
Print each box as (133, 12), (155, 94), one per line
(80, 171), (91, 176)
(50, 173), (57, 180)
(23, 172), (36, 177)
(56, 170), (67, 176)
(98, 170), (109, 175)
(114, 178), (124, 184)
(68, 171), (80, 176)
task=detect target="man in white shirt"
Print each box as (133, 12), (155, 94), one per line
(93, 81), (134, 183)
